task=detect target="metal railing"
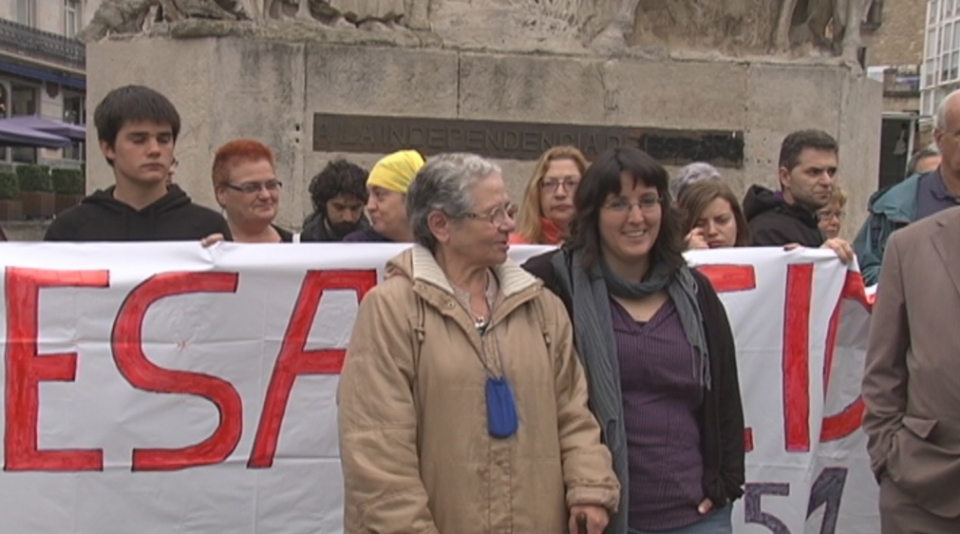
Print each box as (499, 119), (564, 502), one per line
(0, 19), (84, 69)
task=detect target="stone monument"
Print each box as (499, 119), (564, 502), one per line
(81, 0), (881, 238)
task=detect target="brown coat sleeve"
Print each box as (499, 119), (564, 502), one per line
(338, 285), (439, 534)
(542, 293), (621, 512)
(862, 232), (910, 479)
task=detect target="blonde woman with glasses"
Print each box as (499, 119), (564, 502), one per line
(817, 186), (846, 240)
(511, 146), (589, 245)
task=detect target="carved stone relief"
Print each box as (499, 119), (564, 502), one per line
(80, 0), (868, 62)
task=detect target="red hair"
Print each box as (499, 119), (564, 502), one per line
(211, 139), (275, 188)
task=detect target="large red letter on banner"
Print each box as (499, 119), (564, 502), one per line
(112, 272), (242, 471)
(820, 271), (872, 442)
(698, 264), (758, 452)
(248, 270), (377, 468)
(783, 264), (814, 452)
(4, 267), (109, 471)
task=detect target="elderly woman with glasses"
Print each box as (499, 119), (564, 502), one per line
(211, 139), (290, 243)
(817, 186), (846, 240)
(339, 153), (620, 534)
(511, 146), (589, 245)
(525, 146), (745, 534)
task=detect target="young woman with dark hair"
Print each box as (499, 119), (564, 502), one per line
(524, 146), (745, 534)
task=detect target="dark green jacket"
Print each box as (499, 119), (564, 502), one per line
(853, 174), (920, 286)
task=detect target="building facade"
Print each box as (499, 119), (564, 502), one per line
(0, 0), (99, 169)
(861, 0), (929, 188)
(921, 0), (960, 115)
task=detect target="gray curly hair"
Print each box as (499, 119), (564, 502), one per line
(407, 153), (502, 252)
(669, 162), (722, 200)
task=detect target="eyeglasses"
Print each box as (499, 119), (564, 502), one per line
(540, 178), (580, 193)
(224, 180), (283, 194)
(462, 203), (519, 226)
(603, 194), (661, 213)
(818, 210), (845, 220)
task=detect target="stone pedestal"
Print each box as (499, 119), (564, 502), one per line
(86, 37), (882, 239)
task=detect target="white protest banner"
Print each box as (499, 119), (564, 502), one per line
(684, 248), (877, 534)
(0, 243), (878, 533)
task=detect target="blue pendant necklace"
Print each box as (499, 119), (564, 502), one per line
(453, 271), (518, 439)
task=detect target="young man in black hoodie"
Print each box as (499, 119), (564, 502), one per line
(45, 85), (230, 242)
(742, 129), (853, 262)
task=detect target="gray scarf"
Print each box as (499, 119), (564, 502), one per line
(551, 249), (709, 533)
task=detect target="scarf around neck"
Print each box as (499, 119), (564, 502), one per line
(550, 248), (710, 533)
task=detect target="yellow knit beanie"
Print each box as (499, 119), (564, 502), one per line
(366, 150), (426, 194)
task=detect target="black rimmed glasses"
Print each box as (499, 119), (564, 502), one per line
(817, 209), (845, 220)
(223, 180), (283, 194)
(540, 178), (580, 193)
(603, 194), (661, 214)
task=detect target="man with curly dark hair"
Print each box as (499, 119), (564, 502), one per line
(301, 159), (370, 242)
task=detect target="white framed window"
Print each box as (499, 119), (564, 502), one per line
(921, 0), (960, 101)
(15, 0), (36, 27)
(64, 0), (82, 38)
(943, 23), (953, 55)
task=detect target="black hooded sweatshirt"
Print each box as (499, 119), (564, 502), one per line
(44, 184), (231, 242)
(742, 185), (824, 248)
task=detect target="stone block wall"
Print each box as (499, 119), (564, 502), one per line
(865, 0), (927, 68)
(87, 38), (882, 241)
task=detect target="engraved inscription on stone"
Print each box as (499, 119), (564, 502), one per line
(313, 113), (744, 168)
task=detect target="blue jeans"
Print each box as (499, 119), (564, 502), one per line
(628, 505), (733, 534)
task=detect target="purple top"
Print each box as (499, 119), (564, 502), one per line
(611, 297), (706, 531)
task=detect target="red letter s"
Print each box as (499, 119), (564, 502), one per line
(112, 272), (242, 471)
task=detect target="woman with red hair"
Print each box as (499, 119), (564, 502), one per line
(212, 139), (292, 243)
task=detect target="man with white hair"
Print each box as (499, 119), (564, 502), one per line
(854, 89), (960, 286)
(905, 144), (941, 177)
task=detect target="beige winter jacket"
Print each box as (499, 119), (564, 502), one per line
(339, 246), (619, 534)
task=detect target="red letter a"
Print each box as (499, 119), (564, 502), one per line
(248, 270), (376, 468)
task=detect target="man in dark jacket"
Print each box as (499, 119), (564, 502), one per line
(300, 159), (370, 242)
(44, 85), (229, 242)
(744, 129), (853, 261)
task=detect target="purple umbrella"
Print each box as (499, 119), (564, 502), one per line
(0, 116), (85, 142)
(0, 120), (71, 148)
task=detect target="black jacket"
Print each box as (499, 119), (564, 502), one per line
(44, 185), (231, 242)
(342, 227), (391, 243)
(743, 185), (824, 247)
(273, 224), (294, 243)
(300, 211), (370, 242)
(523, 250), (746, 509)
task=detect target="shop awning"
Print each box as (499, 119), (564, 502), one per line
(0, 116), (85, 141)
(0, 59), (85, 91)
(0, 120), (71, 148)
